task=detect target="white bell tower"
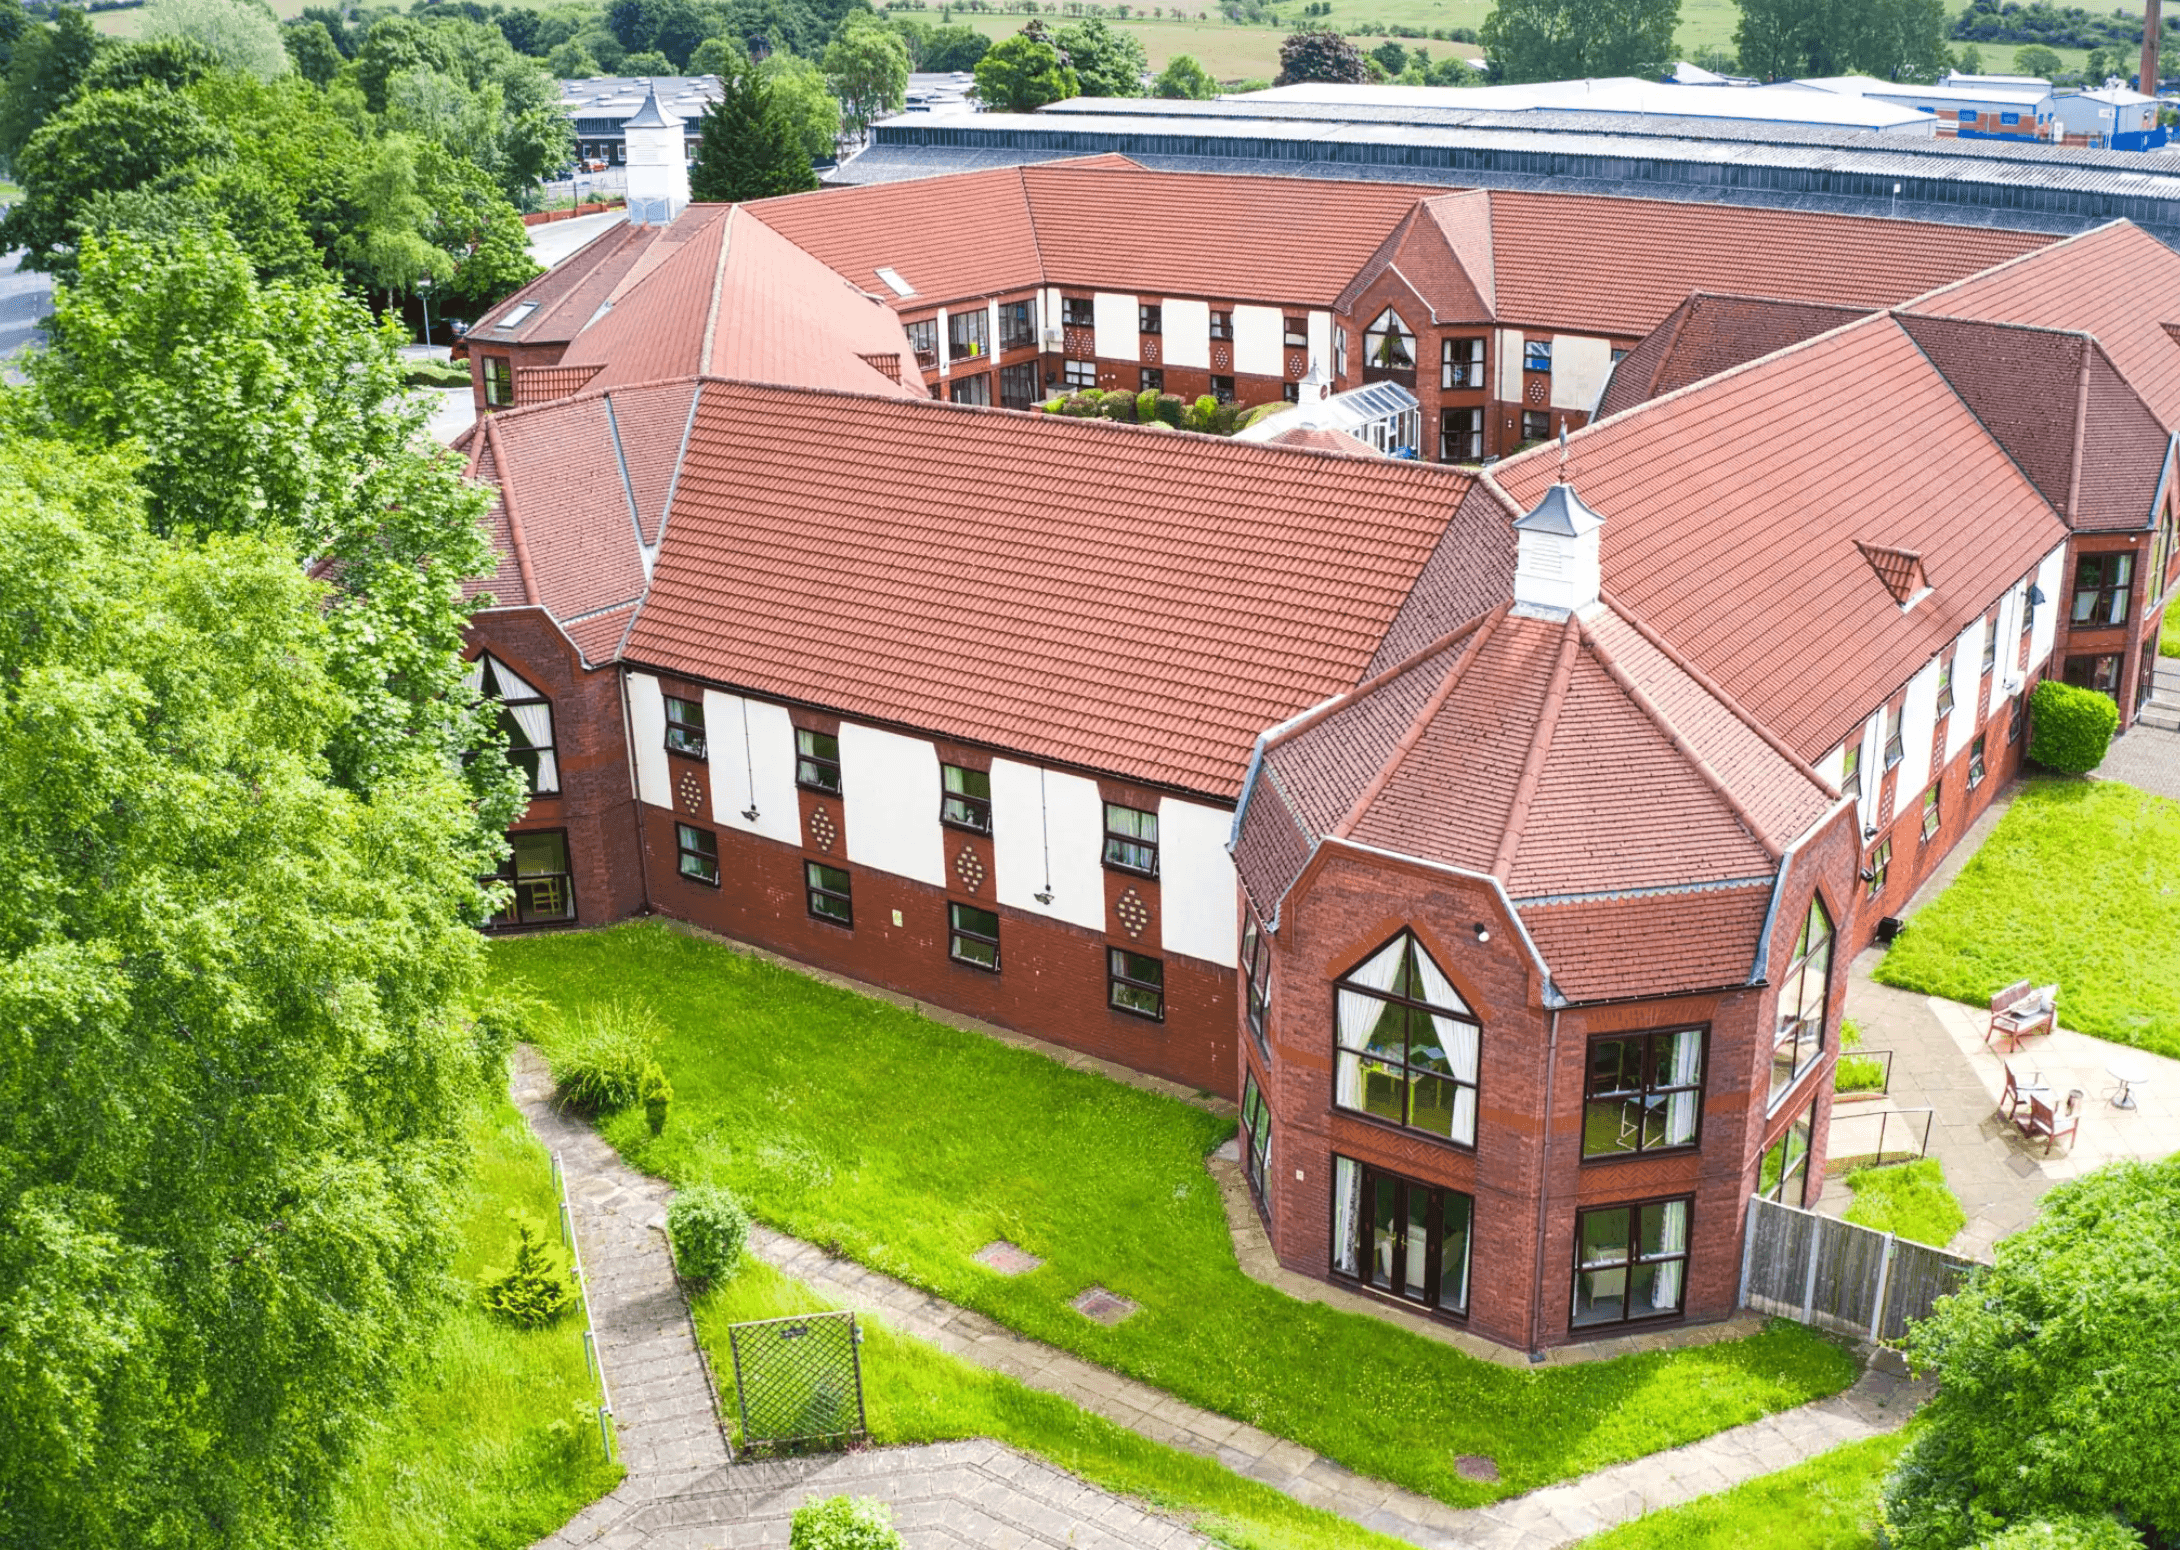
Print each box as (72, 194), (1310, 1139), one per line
(623, 86), (689, 226)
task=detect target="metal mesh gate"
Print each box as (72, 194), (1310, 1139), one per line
(725, 1311), (867, 1451)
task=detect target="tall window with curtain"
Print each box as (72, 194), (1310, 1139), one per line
(1330, 1155), (1472, 1315)
(1571, 1198), (1689, 1327)
(1363, 308), (1416, 372)
(1333, 930), (1480, 1147)
(1582, 1028), (1704, 1158)
(466, 653), (559, 796)
(1770, 897), (1832, 1105)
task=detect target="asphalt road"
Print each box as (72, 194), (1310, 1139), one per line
(0, 247), (53, 369)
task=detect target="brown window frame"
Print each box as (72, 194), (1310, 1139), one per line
(1363, 307), (1415, 371)
(1865, 836), (1893, 898)
(1102, 801), (1159, 877)
(1441, 407), (1483, 462)
(940, 763), (991, 833)
(1140, 366), (1164, 392)
(1138, 303), (1162, 335)
(998, 360), (1039, 409)
(948, 372), (991, 406)
(2071, 551), (2134, 627)
(1332, 929), (1482, 1149)
(1523, 337), (1553, 373)
(2009, 689), (2027, 744)
(1968, 733), (1988, 789)
(1919, 781), (1942, 843)
(483, 355), (513, 407)
(805, 859), (852, 927)
(1241, 910), (1272, 1055)
(1107, 947), (1165, 1021)
(1981, 613), (1998, 673)
(475, 652), (559, 796)
(1061, 295), (1095, 328)
(1571, 1196), (1692, 1330)
(795, 727), (842, 794)
(1282, 316), (1308, 348)
(664, 694), (707, 758)
(1521, 409), (1550, 442)
(1209, 374), (1235, 403)
(946, 308), (988, 361)
(2064, 653), (2123, 698)
(1062, 358), (1096, 389)
(1581, 1027), (1707, 1161)
(1881, 702), (1904, 769)
(997, 298), (1035, 351)
(948, 901), (1000, 971)
(904, 317), (938, 370)
(1839, 741), (1861, 801)
(1209, 309), (1233, 341)
(1441, 335), (1484, 389)
(490, 828), (576, 926)
(1935, 655), (1955, 718)
(1770, 895), (1832, 1106)
(1330, 1154), (1474, 1317)
(1757, 1098), (1817, 1207)
(675, 822), (719, 886)
(1239, 1069), (1272, 1215)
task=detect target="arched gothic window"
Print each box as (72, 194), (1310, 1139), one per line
(1364, 307), (1416, 371)
(467, 652), (559, 796)
(1333, 930), (1479, 1146)
(1770, 895), (1833, 1103)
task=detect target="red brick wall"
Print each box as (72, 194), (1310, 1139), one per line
(469, 340), (573, 414)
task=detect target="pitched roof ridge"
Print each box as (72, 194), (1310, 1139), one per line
(1598, 591), (1838, 794)
(482, 415), (539, 607)
(1331, 603), (1509, 840)
(1261, 609), (1496, 755)
(1895, 219), (2125, 312)
(1334, 200), (1425, 313)
(1490, 613), (1582, 879)
(1582, 615), (1786, 860)
(600, 390), (647, 562)
(699, 205), (736, 375)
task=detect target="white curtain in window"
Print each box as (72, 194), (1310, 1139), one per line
(463, 656), (486, 696)
(1410, 942), (1471, 1014)
(1344, 936), (1408, 996)
(1449, 1082), (1477, 1146)
(1663, 1029), (1702, 1146)
(1650, 1200), (1688, 1310)
(1332, 1156), (1360, 1276)
(508, 701), (558, 793)
(492, 656), (542, 700)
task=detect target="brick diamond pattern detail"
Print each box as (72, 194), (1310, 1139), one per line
(954, 845), (987, 893)
(809, 804), (838, 852)
(1115, 886), (1149, 939)
(1070, 1286), (1138, 1325)
(1527, 378), (1547, 404)
(1212, 343), (1232, 370)
(1064, 326), (1094, 357)
(1287, 352), (1305, 378)
(676, 769), (704, 815)
(1142, 337), (1161, 364)
(973, 1240), (1043, 1275)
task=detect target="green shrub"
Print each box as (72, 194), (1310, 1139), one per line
(641, 1061), (672, 1137)
(479, 1217), (577, 1329)
(1235, 400), (1288, 430)
(1059, 391), (1101, 418)
(2027, 678), (2117, 774)
(1840, 1015), (1863, 1050)
(469, 986), (547, 1086)
(1153, 392), (1184, 427)
(1098, 391), (1134, 422)
(544, 997), (662, 1112)
(667, 1184), (750, 1285)
(1038, 396), (1066, 413)
(1135, 388), (1158, 422)
(1835, 1053), (1887, 1093)
(789, 1495), (901, 1550)
(1183, 394), (1219, 431)
(401, 358), (472, 387)
(1971, 1516), (2143, 1550)
(1210, 399), (1239, 435)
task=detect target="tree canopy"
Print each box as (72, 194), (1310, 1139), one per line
(824, 10), (909, 136)
(688, 51), (819, 201)
(1054, 15), (1147, 96)
(140, 0), (289, 81)
(1478, 0), (1680, 83)
(1734, 0), (1951, 81)
(1275, 28), (1367, 85)
(973, 30), (1077, 112)
(1154, 52), (1219, 98)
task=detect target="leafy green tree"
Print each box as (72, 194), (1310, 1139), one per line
(1274, 27), (1366, 84)
(2012, 43), (2063, 77)
(1153, 51), (1217, 97)
(1479, 0), (1679, 84)
(0, 85), (232, 271)
(353, 13), (461, 113)
(973, 31), (1076, 110)
(608, 0), (708, 66)
(547, 37), (603, 74)
(0, 0), (24, 72)
(1735, 0), (1947, 82)
(621, 47), (674, 72)
(689, 54), (818, 200)
(766, 52), (842, 160)
(0, 3), (99, 161)
(1370, 38), (1407, 74)
(921, 23), (990, 71)
(281, 17), (343, 83)
(140, 0), (288, 79)
(1054, 15), (1147, 94)
(1883, 1158), (2180, 1549)
(1955, 42), (1984, 73)
(825, 10), (909, 136)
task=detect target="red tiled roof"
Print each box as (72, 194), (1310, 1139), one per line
(1520, 884), (1776, 1002)
(1263, 423), (1382, 456)
(471, 219), (669, 347)
(1489, 315), (2070, 760)
(515, 364), (604, 404)
(1596, 293), (1872, 419)
(1855, 541), (1927, 604)
(1336, 190), (1497, 321)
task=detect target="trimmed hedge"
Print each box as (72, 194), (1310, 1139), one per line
(2028, 678), (2117, 774)
(667, 1184), (750, 1285)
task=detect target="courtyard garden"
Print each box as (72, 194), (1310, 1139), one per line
(1842, 1159), (1967, 1250)
(493, 922), (1859, 1512)
(1875, 779), (2180, 1059)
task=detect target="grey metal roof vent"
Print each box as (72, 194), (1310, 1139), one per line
(1512, 481), (1605, 538)
(623, 86), (677, 128)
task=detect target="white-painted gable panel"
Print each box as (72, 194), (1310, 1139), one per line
(1549, 335), (1613, 412)
(1307, 310), (1332, 375)
(1164, 298), (1210, 369)
(1856, 711), (1884, 833)
(840, 723), (946, 887)
(1092, 292), (1138, 366)
(1496, 329), (1525, 400)
(2028, 546), (2064, 671)
(990, 758), (1106, 931)
(1814, 742), (1847, 793)
(1899, 657), (1942, 792)
(1232, 305), (1282, 378)
(1944, 616), (1985, 763)
(627, 671), (670, 808)
(704, 690), (801, 847)
(1158, 797), (1238, 967)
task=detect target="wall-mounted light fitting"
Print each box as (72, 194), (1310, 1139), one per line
(1474, 922), (1492, 943)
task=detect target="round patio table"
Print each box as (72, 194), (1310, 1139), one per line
(2108, 1056), (2154, 1110)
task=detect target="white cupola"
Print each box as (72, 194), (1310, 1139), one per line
(623, 86), (689, 226)
(1511, 482), (1605, 617)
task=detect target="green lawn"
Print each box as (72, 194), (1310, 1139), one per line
(2161, 608), (2178, 659)
(1842, 1159), (1966, 1250)
(702, 1256), (1406, 1549)
(329, 1092), (622, 1549)
(495, 923), (1858, 1510)
(1876, 779), (2180, 1060)
(1575, 1429), (1911, 1550)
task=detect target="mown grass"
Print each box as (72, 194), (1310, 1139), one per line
(496, 923), (1858, 1510)
(2162, 608), (2178, 659)
(1576, 1429), (1911, 1550)
(1875, 779), (2180, 1059)
(329, 1092), (622, 1549)
(1843, 1159), (1967, 1250)
(699, 1256), (1407, 1550)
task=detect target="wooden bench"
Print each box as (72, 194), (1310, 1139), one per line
(1985, 980), (2058, 1054)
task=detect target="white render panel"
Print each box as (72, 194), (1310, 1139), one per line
(704, 690), (801, 848)
(1899, 657), (1942, 793)
(935, 305), (950, 374)
(1307, 310), (1332, 375)
(1164, 298), (1210, 368)
(1992, 586), (2022, 692)
(627, 671), (671, 809)
(990, 759), (1106, 931)
(1043, 286), (1064, 348)
(1549, 335), (1613, 412)
(1092, 291), (1137, 364)
(1856, 711), (1884, 833)
(1814, 742), (1848, 792)
(1496, 329), (1525, 400)
(1158, 797), (1239, 967)
(840, 723), (946, 887)
(2029, 545), (2065, 670)
(1233, 305), (1282, 378)
(1944, 615), (1986, 762)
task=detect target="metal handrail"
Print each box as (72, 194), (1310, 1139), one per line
(552, 1150), (615, 1461)
(1833, 1047), (1895, 1099)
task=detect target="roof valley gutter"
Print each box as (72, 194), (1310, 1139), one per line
(602, 392), (648, 573)
(484, 417), (542, 607)
(2064, 341), (2091, 525)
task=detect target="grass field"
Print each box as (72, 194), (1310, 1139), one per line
(1875, 779), (2180, 1060)
(700, 1256), (1408, 1550)
(1842, 1159), (1967, 1250)
(1575, 1429), (1911, 1550)
(329, 1092), (622, 1549)
(496, 923), (1859, 1511)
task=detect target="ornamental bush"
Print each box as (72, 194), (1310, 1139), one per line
(545, 996), (662, 1112)
(1971, 1516), (2143, 1550)
(1153, 392), (1185, 427)
(789, 1495), (902, 1550)
(2027, 678), (2117, 774)
(1098, 391), (1135, 422)
(667, 1184), (751, 1285)
(480, 1217), (577, 1329)
(1135, 388), (1158, 422)
(641, 1060), (673, 1136)
(1059, 390), (1101, 417)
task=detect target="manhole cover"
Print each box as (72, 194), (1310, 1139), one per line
(974, 1240), (1043, 1275)
(1455, 1454), (1500, 1483)
(1071, 1286), (1138, 1325)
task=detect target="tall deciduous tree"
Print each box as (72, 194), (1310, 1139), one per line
(1274, 27), (1367, 85)
(0, 84), (233, 271)
(1154, 52), (1218, 97)
(973, 31), (1077, 111)
(688, 52), (818, 200)
(0, 2), (99, 160)
(824, 10), (909, 136)
(1478, 0), (1680, 83)
(140, 0), (288, 80)
(1734, 0), (1949, 81)
(1054, 15), (1148, 95)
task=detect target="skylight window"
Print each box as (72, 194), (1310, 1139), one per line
(874, 266), (915, 297)
(497, 302), (539, 329)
